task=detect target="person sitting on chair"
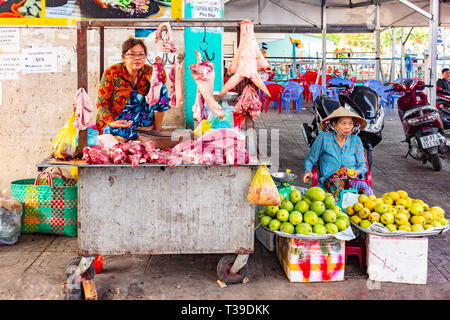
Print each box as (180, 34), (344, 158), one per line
(437, 68), (450, 91)
(302, 107), (374, 198)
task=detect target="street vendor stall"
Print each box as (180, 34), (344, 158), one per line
(31, 19), (271, 295)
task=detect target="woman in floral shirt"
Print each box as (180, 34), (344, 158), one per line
(96, 37), (168, 140)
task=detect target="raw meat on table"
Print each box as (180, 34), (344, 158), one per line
(110, 145), (126, 164)
(168, 128), (249, 167)
(97, 134), (120, 150)
(82, 146), (111, 164)
(219, 20), (270, 97)
(190, 50), (224, 122)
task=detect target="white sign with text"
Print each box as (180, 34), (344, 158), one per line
(22, 48), (58, 74)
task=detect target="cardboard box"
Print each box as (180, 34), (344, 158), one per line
(366, 234), (428, 284)
(276, 236), (345, 282)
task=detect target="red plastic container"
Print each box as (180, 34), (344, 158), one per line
(93, 255), (104, 274)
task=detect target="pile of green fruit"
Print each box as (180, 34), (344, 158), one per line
(257, 186), (351, 236)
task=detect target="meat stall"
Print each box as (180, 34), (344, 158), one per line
(37, 19), (267, 289)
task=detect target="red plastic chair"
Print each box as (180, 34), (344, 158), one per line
(311, 153), (372, 188)
(302, 71), (318, 102)
(261, 83), (285, 113)
(345, 237), (366, 268)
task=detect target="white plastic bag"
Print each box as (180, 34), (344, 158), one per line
(0, 198), (22, 245)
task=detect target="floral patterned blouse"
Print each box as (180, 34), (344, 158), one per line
(96, 62), (166, 134)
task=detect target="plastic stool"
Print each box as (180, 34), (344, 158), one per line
(345, 237), (366, 268)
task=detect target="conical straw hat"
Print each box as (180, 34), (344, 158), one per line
(319, 106), (367, 131)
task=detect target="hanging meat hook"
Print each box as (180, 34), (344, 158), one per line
(199, 26), (215, 62)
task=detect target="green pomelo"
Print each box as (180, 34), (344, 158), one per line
(325, 223), (339, 234)
(322, 210), (337, 223)
(280, 200), (294, 213)
(269, 219), (281, 231)
(335, 217), (348, 231)
(310, 201), (326, 215)
(279, 222), (295, 234)
(306, 187), (326, 202)
(316, 217), (325, 225)
(260, 215), (272, 227)
(276, 209), (290, 222)
(303, 211), (319, 225)
(294, 200), (309, 213)
(289, 189), (302, 204)
(324, 196), (335, 209)
(288, 211), (303, 225)
(313, 224), (327, 235)
(265, 206), (279, 217)
(295, 223), (312, 235)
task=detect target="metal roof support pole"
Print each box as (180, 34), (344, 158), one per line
(76, 21), (88, 158)
(321, 1), (327, 89)
(400, 28), (406, 78)
(375, 3), (381, 82)
(428, 0), (438, 107)
(389, 28), (397, 83)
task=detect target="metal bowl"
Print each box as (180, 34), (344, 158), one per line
(271, 172), (297, 183)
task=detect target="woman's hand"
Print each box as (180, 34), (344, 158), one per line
(109, 120), (133, 128)
(347, 169), (360, 179)
(303, 171), (313, 183)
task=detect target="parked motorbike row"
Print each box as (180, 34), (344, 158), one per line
(302, 78), (450, 172)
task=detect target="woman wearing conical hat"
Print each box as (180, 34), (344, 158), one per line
(303, 107), (374, 198)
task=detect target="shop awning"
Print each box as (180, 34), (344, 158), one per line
(224, 0), (450, 33)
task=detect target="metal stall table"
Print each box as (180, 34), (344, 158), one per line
(37, 160), (261, 288)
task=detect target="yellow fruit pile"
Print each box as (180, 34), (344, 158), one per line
(345, 190), (449, 232)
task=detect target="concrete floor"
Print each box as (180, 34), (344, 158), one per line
(1, 102), (449, 300)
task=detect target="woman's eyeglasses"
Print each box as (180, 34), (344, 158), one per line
(125, 53), (146, 60)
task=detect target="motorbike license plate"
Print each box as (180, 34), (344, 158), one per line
(420, 134), (441, 149)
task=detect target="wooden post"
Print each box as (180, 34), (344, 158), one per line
(76, 21), (88, 158)
(99, 26), (104, 81)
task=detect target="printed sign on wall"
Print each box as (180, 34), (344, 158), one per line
(22, 47), (58, 74)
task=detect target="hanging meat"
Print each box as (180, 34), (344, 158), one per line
(233, 84), (262, 129)
(189, 50), (224, 122)
(169, 53), (184, 109)
(219, 20), (271, 97)
(146, 56), (164, 107)
(154, 22), (176, 54)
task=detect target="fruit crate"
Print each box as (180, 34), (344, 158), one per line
(276, 236), (345, 282)
(365, 234), (428, 284)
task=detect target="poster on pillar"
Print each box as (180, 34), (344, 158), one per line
(184, 0), (224, 129)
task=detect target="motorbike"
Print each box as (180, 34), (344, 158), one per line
(389, 79), (447, 171)
(302, 83), (384, 169)
(436, 86), (450, 146)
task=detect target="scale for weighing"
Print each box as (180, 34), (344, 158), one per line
(271, 170), (297, 201)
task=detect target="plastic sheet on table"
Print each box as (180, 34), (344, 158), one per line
(350, 220), (450, 238)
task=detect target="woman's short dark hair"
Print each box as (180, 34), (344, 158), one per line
(122, 37), (147, 56)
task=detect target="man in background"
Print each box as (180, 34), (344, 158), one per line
(437, 68), (450, 91)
